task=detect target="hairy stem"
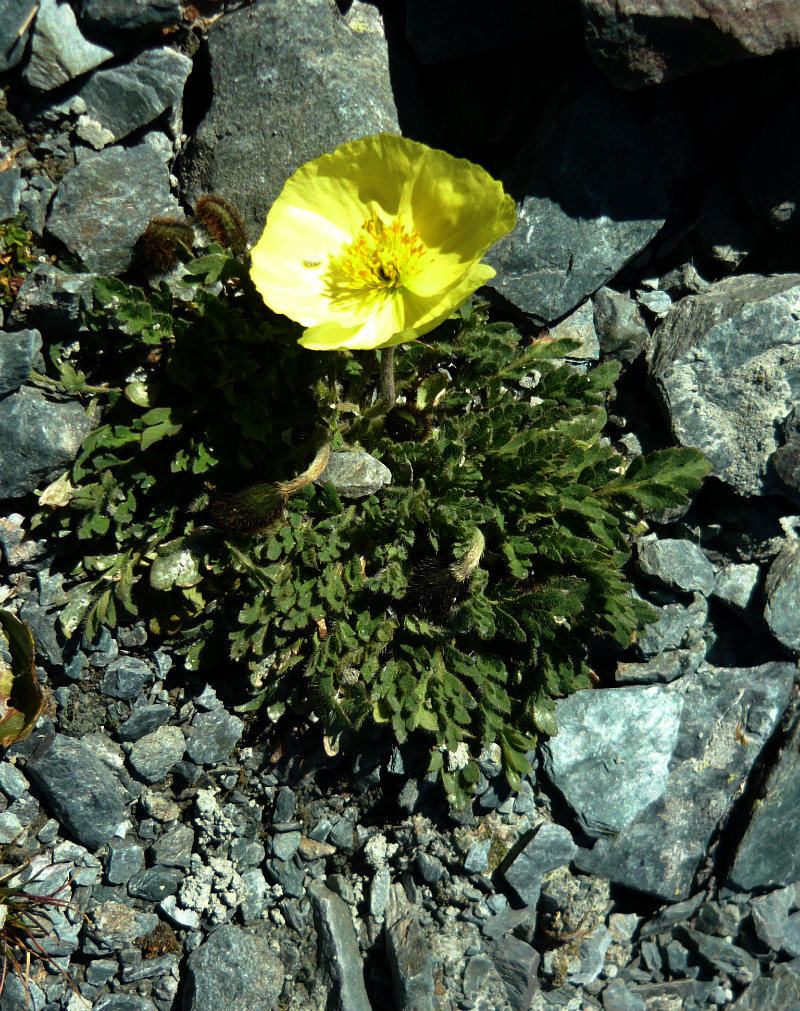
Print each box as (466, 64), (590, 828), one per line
(380, 347), (396, 408)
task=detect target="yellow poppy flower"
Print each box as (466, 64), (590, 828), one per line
(250, 133), (516, 351)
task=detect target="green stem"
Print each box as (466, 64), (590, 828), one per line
(380, 347), (396, 409)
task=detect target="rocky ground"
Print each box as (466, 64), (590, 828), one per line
(2, 1), (800, 1010)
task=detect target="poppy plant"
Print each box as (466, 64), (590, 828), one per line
(250, 133), (516, 352)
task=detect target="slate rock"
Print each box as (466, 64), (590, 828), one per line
(128, 865), (184, 901)
(23, 0), (113, 91)
(184, 924), (283, 1011)
(0, 386), (94, 500)
(727, 714), (800, 892)
(101, 656), (151, 699)
(615, 642), (705, 685)
(273, 785), (295, 823)
(714, 563), (761, 618)
(106, 838), (145, 884)
(0, 974), (46, 1011)
(178, 0), (399, 241)
(1, 0), (38, 71)
(385, 913), (436, 1011)
(764, 539), (800, 653)
(635, 592), (707, 657)
(19, 176), (56, 236)
(76, 0), (182, 32)
(574, 662), (797, 900)
(7, 263), (97, 338)
(502, 823), (577, 908)
(308, 880), (372, 1011)
(649, 273), (800, 497)
(637, 537), (715, 596)
(486, 80), (668, 324)
(47, 141), (179, 274)
(317, 450), (392, 498)
(25, 734), (128, 850)
(581, 0), (800, 88)
(185, 708), (243, 765)
(75, 47), (193, 147)
(116, 704), (173, 743)
(541, 684), (683, 838)
(601, 978), (645, 1011)
(750, 886), (800, 957)
(86, 900), (158, 952)
(675, 926), (757, 985)
(129, 725), (185, 783)
(730, 961), (800, 1011)
(592, 287), (650, 363)
(488, 936), (539, 1011)
(0, 168), (24, 220)
(153, 823), (194, 868)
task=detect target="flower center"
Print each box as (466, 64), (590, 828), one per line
(321, 210), (427, 311)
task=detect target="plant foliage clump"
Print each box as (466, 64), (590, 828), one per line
(33, 219), (711, 806)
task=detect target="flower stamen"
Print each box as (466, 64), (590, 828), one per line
(323, 210), (427, 311)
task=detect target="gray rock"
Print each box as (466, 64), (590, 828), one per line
(128, 865), (183, 901)
(76, 0), (182, 32)
(730, 961), (800, 1011)
(0, 168), (24, 220)
(415, 851), (444, 885)
(570, 924), (612, 986)
(487, 82), (668, 324)
(502, 823), (577, 908)
(76, 47), (192, 147)
(106, 838), (145, 884)
(116, 704), (173, 743)
(238, 867), (268, 922)
(101, 656), (152, 699)
(385, 913), (435, 1011)
(18, 175), (56, 236)
(675, 926), (757, 985)
(23, 0), (113, 90)
(592, 287), (650, 363)
(47, 141), (179, 274)
(25, 734), (128, 850)
(230, 837), (266, 869)
(86, 900), (158, 952)
(0, 973), (46, 1011)
(273, 785), (295, 823)
(714, 563), (761, 617)
(317, 451), (392, 498)
(0, 386), (94, 499)
(178, 0), (399, 242)
(0, 763), (28, 800)
(270, 830), (301, 862)
(184, 924), (283, 1011)
(638, 289), (672, 317)
(750, 886), (800, 957)
(649, 273), (800, 497)
(487, 935), (539, 1011)
(266, 856), (305, 898)
(728, 714), (800, 892)
(581, 0), (800, 88)
(548, 299), (600, 363)
(615, 642), (705, 685)
(637, 537), (716, 596)
(1, 0), (37, 71)
(153, 823), (194, 868)
(635, 592), (707, 658)
(601, 978), (645, 1011)
(370, 865), (391, 920)
(129, 725), (185, 783)
(185, 708), (243, 764)
(481, 905), (533, 941)
(541, 684), (683, 838)
(764, 539), (800, 653)
(574, 661), (797, 900)
(308, 879), (372, 1011)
